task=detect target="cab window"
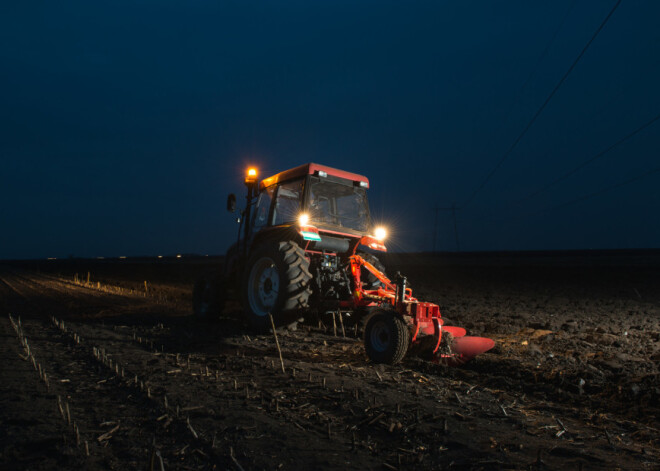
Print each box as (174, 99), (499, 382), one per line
(308, 178), (369, 231)
(273, 180), (303, 225)
(252, 185), (275, 231)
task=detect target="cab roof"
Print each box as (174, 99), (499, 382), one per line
(259, 163), (369, 190)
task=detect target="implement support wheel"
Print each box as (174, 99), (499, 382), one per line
(363, 309), (411, 364)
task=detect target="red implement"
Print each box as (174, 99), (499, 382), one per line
(447, 336), (495, 363)
(351, 251), (495, 365)
(442, 326), (467, 338)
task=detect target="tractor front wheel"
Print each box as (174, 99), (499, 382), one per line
(242, 241), (312, 332)
(363, 309), (411, 364)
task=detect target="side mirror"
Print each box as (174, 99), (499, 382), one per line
(227, 194), (237, 212)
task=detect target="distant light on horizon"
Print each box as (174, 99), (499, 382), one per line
(176, 254), (182, 258)
(119, 256), (127, 259)
(157, 255), (163, 259)
(47, 257), (57, 260)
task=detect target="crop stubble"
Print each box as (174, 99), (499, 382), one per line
(0, 255), (659, 470)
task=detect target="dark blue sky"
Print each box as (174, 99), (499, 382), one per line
(2, 1), (659, 259)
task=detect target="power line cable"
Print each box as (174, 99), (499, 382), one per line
(497, 0), (578, 129)
(517, 112), (660, 202)
(525, 165), (660, 218)
(590, 57), (660, 119)
(461, 0), (622, 209)
(433, 4), (577, 241)
(475, 164), (660, 227)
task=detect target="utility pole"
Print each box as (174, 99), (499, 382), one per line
(433, 204), (461, 252)
(432, 205), (439, 252)
(451, 203), (460, 252)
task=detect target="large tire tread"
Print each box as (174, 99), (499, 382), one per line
(243, 240), (312, 331)
(364, 309), (411, 364)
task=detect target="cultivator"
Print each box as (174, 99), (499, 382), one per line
(348, 243), (494, 365)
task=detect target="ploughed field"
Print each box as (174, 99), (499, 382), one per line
(1, 252), (659, 470)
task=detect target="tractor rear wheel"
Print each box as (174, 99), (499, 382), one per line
(242, 241), (312, 332)
(193, 272), (224, 319)
(363, 309), (411, 364)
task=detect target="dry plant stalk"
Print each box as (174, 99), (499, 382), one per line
(332, 311), (337, 336)
(230, 447), (245, 471)
(97, 423), (120, 442)
(338, 311), (346, 337)
(268, 313), (285, 373)
(186, 417), (198, 439)
(57, 396), (65, 420)
(155, 450), (165, 471)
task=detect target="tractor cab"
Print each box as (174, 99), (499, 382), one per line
(256, 163), (372, 233)
(234, 163), (384, 257)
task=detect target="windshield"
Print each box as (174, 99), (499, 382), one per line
(307, 178), (369, 232)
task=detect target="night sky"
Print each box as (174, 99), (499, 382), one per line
(2, 1), (659, 260)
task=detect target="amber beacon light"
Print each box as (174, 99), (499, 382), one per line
(245, 167), (258, 184)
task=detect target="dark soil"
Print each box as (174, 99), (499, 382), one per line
(1, 251), (659, 470)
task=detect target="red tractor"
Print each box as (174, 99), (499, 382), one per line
(194, 163), (494, 365)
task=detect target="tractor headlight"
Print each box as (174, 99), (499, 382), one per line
(298, 213), (310, 226)
(374, 226), (387, 241)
